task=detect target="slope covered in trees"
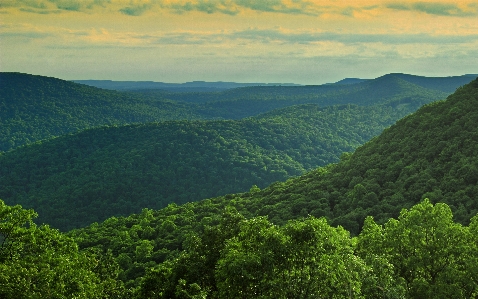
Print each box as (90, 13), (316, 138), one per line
(66, 77), (478, 292)
(0, 72), (203, 152)
(2, 76), (477, 298)
(3, 198), (477, 298)
(0, 199), (129, 298)
(1, 72), (462, 153)
(132, 74), (451, 119)
(0, 100), (423, 231)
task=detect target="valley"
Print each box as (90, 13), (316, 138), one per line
(1, 72), (478, 298)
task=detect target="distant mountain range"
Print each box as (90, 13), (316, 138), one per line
(73, 73), (477, 93)
(4, 72), (468, 153)
(71, 80), (302, 92)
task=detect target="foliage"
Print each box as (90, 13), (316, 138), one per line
(0, 102), (425, 231)
(131, 200), (477, 298)
(357, 199), (477, 299)
(0, 199), (128, 298)
(67, 77), (478, 291)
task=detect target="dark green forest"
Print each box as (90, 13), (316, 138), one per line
(0, 72), (465, 231)
(1, 72), (461, 152)
(1, 74), (477, 298)
(130, 73), (452, 119)
(0, 102), (421, 231)
(0, 73), (203, 152)
(65, 77), (478, 296)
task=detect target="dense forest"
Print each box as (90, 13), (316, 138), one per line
(0, 72), (467, 231)
(0, 102), (422, 231)
(2, 198), (477, 297)
(2, 72), (469, 152)
(1, 73), (477, 298)
(64, 77), (478, 295)
(130, 74), (453, 119)
(0, 73), (203, 152)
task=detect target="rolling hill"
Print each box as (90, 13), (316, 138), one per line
(0, 72), (203, 152)
(1, 72), (463, 153)
(0, 100), (424, 231)
(65, 77), (478, 289)
(131, 74), (452, 119)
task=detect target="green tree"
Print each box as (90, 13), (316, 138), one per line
(216, 216), (366, 299)
(0, 199), (126, 298)
(357, 199), (475, 299)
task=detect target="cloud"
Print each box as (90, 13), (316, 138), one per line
(19, 7), (62, 14)
(4, 0), (478, 18)
(387, 2), (478, 17)
(153, 0), (322, 16)
(49, 0), (82, 11)
(3, 0), (326, 16)
(0, 0), (109, 14)
(0, 31), (52, 39)
(119, 4), (152, 16)
(77, 27), (478, 47)
(164, 1), (241, 16)
(233, 0), (318, 15)
(227, 28), (478, 45)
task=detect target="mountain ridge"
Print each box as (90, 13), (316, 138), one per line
(0, 102), (423, 231)
(1, 72), (454, 152)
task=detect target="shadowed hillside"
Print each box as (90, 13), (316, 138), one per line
(0, 72), (202, 152)
(1, 72), (458, 152)
(0, 101), (423, 231)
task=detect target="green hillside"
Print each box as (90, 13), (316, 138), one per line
(128, 74), (450, 119)
(0, 72), (202, 152)
(2, 77), (478, 299)
(65, 77), (478, 291)
(0, 72), (455, 153)
(390, 73), (478, 93)
(0, 101), (423, 231)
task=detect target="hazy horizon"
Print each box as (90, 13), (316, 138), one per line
(2, 1), (478, 85)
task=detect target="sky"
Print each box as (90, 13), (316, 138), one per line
(1, 0), (478, 84)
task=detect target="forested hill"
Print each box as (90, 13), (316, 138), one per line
(0, 72), (462, 152)
(62, 77), (478, 294)
(72, 80), (301, 92)
(0, 72), (202, 152)
(215, 76), (478, 233)
(0, 101), (422, 231)
(388, 73), (478, 93)
(2, 77), (478, 298)
(132, 74), (451, 119)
